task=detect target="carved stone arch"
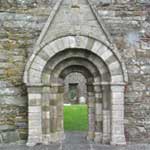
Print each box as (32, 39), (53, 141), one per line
(41, 48), (111, 84)
(50, 58), (101, 83)
(24, 36), (127, 85)
(24, 35), (128, 146)
(59, 65), (94, 82)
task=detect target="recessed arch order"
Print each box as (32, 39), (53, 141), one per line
(24, 35), (128, 146)
(24, 36), (127, 85)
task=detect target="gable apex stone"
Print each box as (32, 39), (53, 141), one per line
(35, 0), (113, 47)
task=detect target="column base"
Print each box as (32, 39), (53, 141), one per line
(87, 131), (94, 141)
(94, 132), (102, 143)
(26, 141), (37, 147)
(110, 135), (126, 145)
(42, 131), (65, 144)
(102, 134), (110, 144)
(26, 136), (42, 147)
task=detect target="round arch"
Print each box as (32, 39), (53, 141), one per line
(60, 65), (94, 81)
(24, 35), (128, 146)
(24, 36), (128, 85)
(50, 58), (101, 83)
(41, 48), (111, 84)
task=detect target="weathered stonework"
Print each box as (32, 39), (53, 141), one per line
(0, 0), (149, 145)
(64, 72), (87, 103)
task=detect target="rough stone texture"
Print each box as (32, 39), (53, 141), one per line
(64, 72), (87, 103)
(0, 131), (150, 150)
(0, 0), (149, 145)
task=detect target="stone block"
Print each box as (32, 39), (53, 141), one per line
(29, 128), (42, 135)
(68, 36), (76, 48)
(28, 106), (41, 113)
(87, 131), (95, 140)
(0, 95), (27, 106)
(33, 56), (47, 67)
(42, 119), (50, 134)
(43, 45), (55, 58)
(112, 91), (124, 98)
(27, 135), (42, 146)
(111, 98), (124, 105)
(101, 50), (113, 62)
(39, 51), (50, 62)
(28, 112), (41, 120)
(137, 0), (150, 4)
(28, 87), (43, 94)
(31, 62), (45, 72)
(96, 103), (102, 114)
(43, 111), (50, 119)
(111, 86), (125, 92)
(86, 38), (95, 50)
(109, 61), (120, 71)
(0, 131), (20, 143)
(29, 99), (41, 106)
(62, 37), (70, 48)
(50, 118), (57, 133)
(56, 39), (65, 50)
(94, 85), (101, 92)
(111, 75), (124, 82)
(29, 120), (41, 127)
(112, 110), (124, 119)
(95, 93), (102, 100)
(112, 104), (124, 111)
(94, 132), (103, 143)
(91, 41), (102, 53)
(29, 70), (41, 83)
(0, 125), (15, 131)
(29, 93), (41, 100)
(49, 42), (59, 53)
(111, 134), (126, 145)
(96, 114), (103, 122)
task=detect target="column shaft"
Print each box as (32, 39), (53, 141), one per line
(27, 86), (42, 146)
(94, 84), (103, 143)
(110, 85), (126, 145)
(102, 85), (111, 144)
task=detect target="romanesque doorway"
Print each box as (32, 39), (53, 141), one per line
(24, 36), (127, 146)
(46, 48), (103, 144)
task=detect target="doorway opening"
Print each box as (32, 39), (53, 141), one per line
(63, 72), (88, 132)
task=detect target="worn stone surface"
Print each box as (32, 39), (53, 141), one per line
(0, 132), (150, 150)
(0, 0), (149, 145)
(64, 72), (87, 104)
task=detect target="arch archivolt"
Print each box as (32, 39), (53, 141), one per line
(41, 49), (111, 84)
(60, 66), (94, 81)
(24, 36), (127, 85)
(24, 35), (128, 146)
(50, 58), (100, 83)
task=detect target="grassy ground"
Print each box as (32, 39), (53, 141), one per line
(64, 104), (88, 131)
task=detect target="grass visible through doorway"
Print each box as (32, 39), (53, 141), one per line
(64, 104), (88, 131)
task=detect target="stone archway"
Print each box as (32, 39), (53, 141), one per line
(24, 36), (128, 146)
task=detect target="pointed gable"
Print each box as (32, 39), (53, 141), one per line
(36, 0), (112, 47)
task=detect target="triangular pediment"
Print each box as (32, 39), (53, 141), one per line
(36, 0), (112, 47)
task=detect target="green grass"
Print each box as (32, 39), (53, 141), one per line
(64, 104), (88, 131)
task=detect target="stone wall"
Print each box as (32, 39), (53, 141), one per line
(64, 72), (87, 103)
(95, 1), (150, 143)
(0, 0), (150, 144)
(0, 0), (52, 143)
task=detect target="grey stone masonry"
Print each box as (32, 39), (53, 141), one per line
(24, 0), (127, 145)
(0, 0), (149, 145)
